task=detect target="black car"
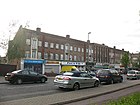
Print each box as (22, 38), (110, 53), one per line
(5, 70), (48, 84)
(96, 69), (123, 84)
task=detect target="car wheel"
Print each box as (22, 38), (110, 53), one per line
(94, 81), (100, 87)
(41, 78), (46, 83)
(16, 78), (22, 84)
(73, 83), (80, 91)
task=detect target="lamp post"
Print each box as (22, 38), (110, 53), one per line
(87, 32), (91, 71)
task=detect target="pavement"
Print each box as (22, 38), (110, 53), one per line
(0, 76), (140, 105)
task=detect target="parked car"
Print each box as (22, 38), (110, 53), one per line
(5, 70), (48, 84)
(96, 69), (123, 84)
(54, 71), (100, 90)
(127, 70), (140, 80)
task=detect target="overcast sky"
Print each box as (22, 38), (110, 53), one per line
(0, 0), (140, 57)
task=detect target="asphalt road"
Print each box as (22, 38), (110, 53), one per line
(0, 74), (130, 103)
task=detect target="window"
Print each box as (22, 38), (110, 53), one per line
(61, 44), (64, 50)
(91, 49), (93, 53)
(55, 54), (59, 60)
(26, 39), (30, 45)
(50, 43), (54, 48)
(82, 56), (84, 61)
(78, 47), (80, 52)
(65, 45), (69, 50)
(69, 55), (72, 61)
(25, 51), (30, 58)
(44, 53), (48, 59)
(82, 48), (84, 52)
(65, 54), (69, 60)
(32, 39), (37, 49)
(80, 72), (90, 78)
(74, 55), (77, 61)
(29, 71), (38, 75)
(38, 52), (42, 59)
(56, 44), (59, 49)
(74, 47), (77, 51)
(38, 41), (42, 47)
(86, 48), (88, 53)
(32, 51), (37, 58)
(22, 70), (29, 75)
(50, 53), (54, 59)
(70, 46), (73, 51)
(45, 42), (48, 47)
(60, 54), (64, 60)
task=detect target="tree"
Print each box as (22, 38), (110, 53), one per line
(121, 52), (130, 69)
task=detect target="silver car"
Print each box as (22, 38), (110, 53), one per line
(54, 71), (100, 90)
(127, 70), (140, 80)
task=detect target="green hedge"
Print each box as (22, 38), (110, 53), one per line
(107, 92), (140, 105)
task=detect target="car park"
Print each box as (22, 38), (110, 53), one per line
(54, 71), (100, 90)
(5, 70), (48, 84)
(127, 70), (140, 80)
(96, 69), (123, 84)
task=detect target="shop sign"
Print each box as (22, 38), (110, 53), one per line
(24, 59), (44, 64)
(61, 62), (85, 66)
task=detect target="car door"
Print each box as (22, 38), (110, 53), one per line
(21, 70), (30, 82)
(28, 71), (39, 82)
(80, 72), (93, 88)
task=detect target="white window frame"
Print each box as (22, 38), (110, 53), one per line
(78, 47), (80, 52)
(50, 43), (54, 48)
(45, 42), (48, 47)
(38, 41), (42, 47)
(26, 39), (30, 45)
(50, 53), (54, 59)
(38, 52), (42, 59)
(61, 44), (64, 50)
(74, 47), (77, 51)
(82, 48), (84, 52)
(55, 54), (59, 60)
(44, 52), (48, 59)
(60, 54), (64, 60)
(56, 44), (59, 49)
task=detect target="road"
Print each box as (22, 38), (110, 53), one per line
(0, 74), (136, 103)
(64, 85), (140, 105)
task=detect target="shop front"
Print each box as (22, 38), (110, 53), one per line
(21, 59), (45, 74)
(44, 61), (61, 74)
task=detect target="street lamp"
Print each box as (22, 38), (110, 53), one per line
(87, 32), (91, 71)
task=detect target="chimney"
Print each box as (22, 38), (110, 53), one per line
(66, 35), (70, 38)
(36, 27), (41, 32)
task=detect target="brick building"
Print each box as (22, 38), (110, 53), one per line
(7, 26), (128, 73)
